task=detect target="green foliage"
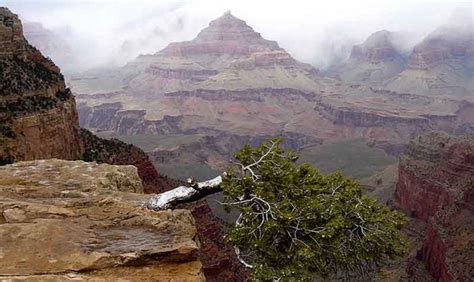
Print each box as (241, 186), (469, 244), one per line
(221, 138), (408, 280)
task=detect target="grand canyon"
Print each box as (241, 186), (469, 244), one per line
(0, 2), (472, 281)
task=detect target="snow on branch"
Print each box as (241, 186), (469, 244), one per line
(144, 174), (224, 210)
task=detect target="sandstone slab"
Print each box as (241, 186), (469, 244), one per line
(0, 159), (204, 281)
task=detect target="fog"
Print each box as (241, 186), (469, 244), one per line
(1, 0), (471, 72)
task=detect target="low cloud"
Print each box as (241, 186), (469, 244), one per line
(2, 0), (471, 72)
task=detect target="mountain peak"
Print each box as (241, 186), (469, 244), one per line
(158, 11), (281, 56)
(194, 11), (260, 43)
(349, 30), (401, 62)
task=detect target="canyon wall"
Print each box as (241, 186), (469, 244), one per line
(0, 8), (83, 163)
(395, 132), (474, 280)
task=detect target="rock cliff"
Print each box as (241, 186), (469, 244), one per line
(395, 132), (474, 280)
(0, 159), (204, 280)
(0, 7), (83, 163)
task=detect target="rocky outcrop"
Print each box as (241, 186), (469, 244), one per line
(81, 128), (180, 193)
(0, 8), (83, 164)
(0, 159), (204, 280)
(395, 132), (474, 280)
(0, 8), (245, 280)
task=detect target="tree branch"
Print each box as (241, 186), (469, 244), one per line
(145, 174), (224, 210)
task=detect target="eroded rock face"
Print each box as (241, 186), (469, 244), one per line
(0, 8), (83, 163)
(0, 159), (204, 280)
(395, 132), (474, 280)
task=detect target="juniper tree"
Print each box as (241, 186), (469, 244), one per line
(146, 138), (408, 280)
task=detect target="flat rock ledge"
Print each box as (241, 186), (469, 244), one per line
(0, 159), (204, 281)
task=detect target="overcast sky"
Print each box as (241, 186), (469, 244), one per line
(1, 0), (471, 71)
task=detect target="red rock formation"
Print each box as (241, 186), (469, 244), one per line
(420, 223), (451, 281)
(395, 132), (474, 280)
(396, 165), (454, 220)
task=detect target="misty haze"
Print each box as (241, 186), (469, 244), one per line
(0, 0), (472, 281)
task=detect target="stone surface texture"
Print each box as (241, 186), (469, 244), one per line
(0, 159), (204, 281)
